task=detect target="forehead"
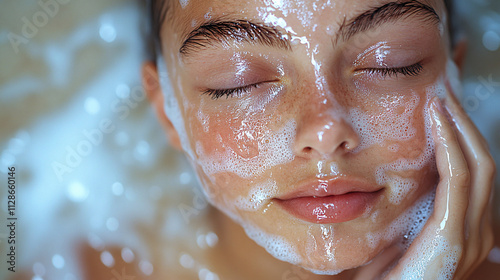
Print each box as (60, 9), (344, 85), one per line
(161, 0), (445, 51)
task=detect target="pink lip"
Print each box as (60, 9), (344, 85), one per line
(275, 177), (384, 224)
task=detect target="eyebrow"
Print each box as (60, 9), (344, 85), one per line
(337, 0), (441, 42)
(178, 0), (440, 57)
(179, 19), (291, 56)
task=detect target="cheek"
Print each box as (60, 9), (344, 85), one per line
(348, 92), (422, 153)
(184, 105), (296, 210)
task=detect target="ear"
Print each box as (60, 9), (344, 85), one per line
(452, 38), (467, 76)
(142, 61), (182, 150)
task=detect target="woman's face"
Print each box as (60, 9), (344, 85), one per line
(157, 0), (453, 273)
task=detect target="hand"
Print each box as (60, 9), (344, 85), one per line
(356, 82), (496, 280)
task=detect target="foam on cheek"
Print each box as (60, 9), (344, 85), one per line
(235, 180), (278, 211)
(375, 91), (435, 205)
(157, 56), (195, 160)
(195, 119), (296, 179)
(387, 177), (418, 205)
(400, 231), (461, 280)
(348, 95), (420, 153)
(366, 189), (435, 250)
(243, 224), (301, 265)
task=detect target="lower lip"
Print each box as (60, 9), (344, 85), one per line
(277, 191), (382, 224)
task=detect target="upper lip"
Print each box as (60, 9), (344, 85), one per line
(276, 176), (383, 200)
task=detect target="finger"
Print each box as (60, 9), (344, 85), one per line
(444, 80), (496, 219)
(382, 98), (469, 280)
(430, 96), (469, 236)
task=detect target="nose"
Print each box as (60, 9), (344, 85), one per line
(293, 99), (360, 159)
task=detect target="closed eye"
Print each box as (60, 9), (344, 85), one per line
(202, 83), (260, 100)
(359, 63), (424, 78)
(202, 79), (279, 100)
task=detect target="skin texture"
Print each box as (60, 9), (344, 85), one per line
(142, 0), (495, 278)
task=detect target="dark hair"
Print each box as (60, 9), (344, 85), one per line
(148, 0), (458, 60)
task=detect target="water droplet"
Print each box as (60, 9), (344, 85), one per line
(121, 247), (135, 263)
(180, 172), (191, 184)
(33, 262), (45, 276)
(197, 234), (207, 249)
(483, 30), (500, 51)
(134, 140), (150, 160)
(488, 246), (500, 264)
(100, 251), (115, 267)
(139, 260), (153, 275)
(205, 232), (219, 247)
(1, 151), (15, 166)
(114, 131), (129, 146)
(179, 253), (195, 269)
(106, 217), (119, 231)
(198, 268), (219, 280)
(99, 23), (116, 43)
(84, 97), (101, 115)
(67, 181), (89, 203)
(116, 84), (130, 98)
(111, 182), (124, 196)
(88, 233), (104, 250)
(52, 254), (65, 269)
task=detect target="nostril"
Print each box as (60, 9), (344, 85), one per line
(341, 141), (350, 150)
(302, 147), (313, 154)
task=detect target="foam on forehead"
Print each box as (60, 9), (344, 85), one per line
(157, 55), (195, 160)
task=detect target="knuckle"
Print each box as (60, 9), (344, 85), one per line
(477, 155), (496, 178)
(451, 169), (471, 187)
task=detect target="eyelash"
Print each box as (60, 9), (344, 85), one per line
(363, 63), (424, 77)
(203, 63), (423, 100)
(202, 83), (261, 100)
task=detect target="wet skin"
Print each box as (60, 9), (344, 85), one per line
(143, 0), (495, 278)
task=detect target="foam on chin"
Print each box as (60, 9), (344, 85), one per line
(243, 223), (302, 265)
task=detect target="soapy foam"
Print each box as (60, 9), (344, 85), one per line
(235, 180), (278, 211)
(387, 177), (418, 205)
(157, 56), (195, 160)
(196, 119), (296, 179)
(243, 224), (301, 265)
(366, 189), (435, 249)
(375, 89), (436, 205)
(348, 94), (420, 153)
(400, 231), (461, 280)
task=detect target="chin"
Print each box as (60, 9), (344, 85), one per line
(295, 241), (379, 275)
